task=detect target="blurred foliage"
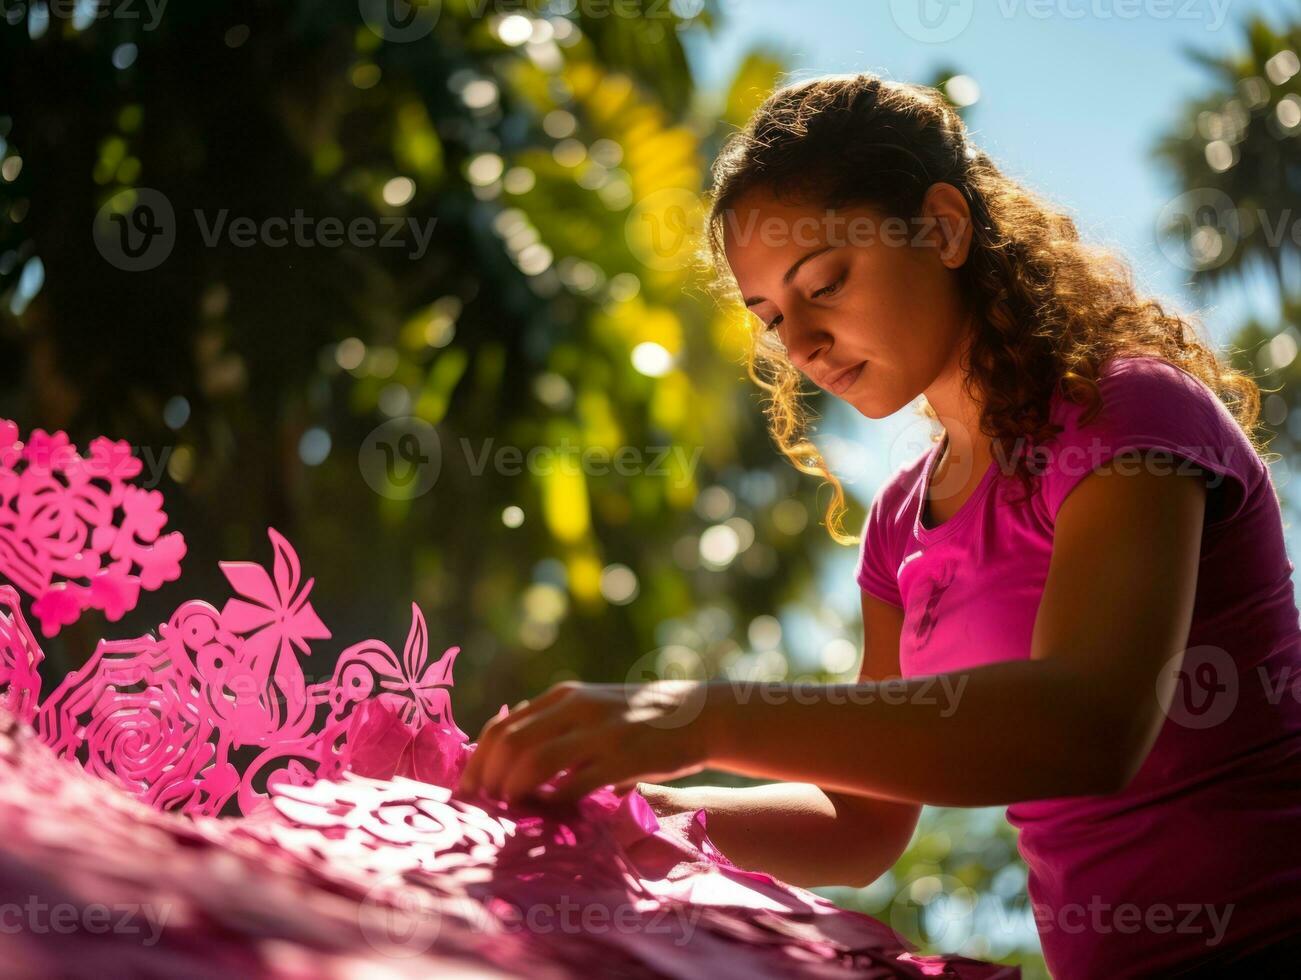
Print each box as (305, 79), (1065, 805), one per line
(1154, 14), (1301, 293)
(1154, 11), (1301, 523)
(0, 1), (854, 732)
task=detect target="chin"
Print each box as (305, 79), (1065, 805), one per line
(846, 391), (912, 421)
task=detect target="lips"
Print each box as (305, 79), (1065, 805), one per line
(822, 361), (866, 396)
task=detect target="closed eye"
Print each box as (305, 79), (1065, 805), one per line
(765, 314), (784, 332)
(812, 274), (844, 299)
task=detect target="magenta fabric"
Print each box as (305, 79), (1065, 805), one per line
(856, 355), (1301, 978)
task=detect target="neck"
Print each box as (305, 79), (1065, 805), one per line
(923, 323), (990, 474)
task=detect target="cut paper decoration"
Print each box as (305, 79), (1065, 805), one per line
(0, 708), (1017, 978)
(31, 527), (466, 818)
(0, 421), (1018, 977)
(0, 419), (186, 637)
(0, 585), (43, 722)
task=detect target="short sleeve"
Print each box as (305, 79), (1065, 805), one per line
(856, 482), (906, 607)
(1038, 357), (1262, 526)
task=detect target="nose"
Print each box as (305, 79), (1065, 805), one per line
(782, 319), (832, 372)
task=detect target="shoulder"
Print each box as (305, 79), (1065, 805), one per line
(1039, 354), (1263, 524)
(1050, 355), (1223, 426)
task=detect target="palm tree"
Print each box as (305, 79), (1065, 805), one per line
(1154, 12), (1301, 501)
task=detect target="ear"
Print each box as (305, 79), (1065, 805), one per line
(920, 182), (974, 268)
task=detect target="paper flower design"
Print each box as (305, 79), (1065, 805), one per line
(219, 528), (331, 678)
(0, 419), (186, 636)
(0, 586), (43, 722)
(315, 601), (467, 781)
(15, 526), (469, 819)
(337, 695), (472, 788)
(0, 421), (1017, 978)
(37, 634), (217, 811)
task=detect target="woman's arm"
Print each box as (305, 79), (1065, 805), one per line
(636, 780), (918, 890)
(460, 454), (1207, 809)
(703, 454), (1207, 806)
(634, 594), (921, 890)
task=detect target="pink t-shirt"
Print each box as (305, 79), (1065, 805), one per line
(856, 355), (1301, 977)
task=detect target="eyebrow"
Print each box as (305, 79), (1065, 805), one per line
(743, 246), (836, 308)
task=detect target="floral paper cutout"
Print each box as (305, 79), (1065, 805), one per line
(0, 419), (1019, 978)
(0, 419), (186, 636)
(26, 527), (467, 819)
(0, 585), (43, 721)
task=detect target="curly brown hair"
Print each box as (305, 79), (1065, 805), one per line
(705, 72), (1263, 544)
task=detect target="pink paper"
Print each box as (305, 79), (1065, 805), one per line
(0, 420), (186, 638)
(0, 418), (1017, 978)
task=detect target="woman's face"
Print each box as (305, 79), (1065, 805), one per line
(722, 184), (975, 419)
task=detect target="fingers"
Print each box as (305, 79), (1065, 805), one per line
(459, 709), (516, 794)
(496, 731), (593, 804)
(462, 702), (575, 800)
(459, 683), (578, 793)
(474, 689), (557, 740)
(543, 757), (633, 805)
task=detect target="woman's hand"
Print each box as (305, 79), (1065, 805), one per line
(456, 680), (715, 805)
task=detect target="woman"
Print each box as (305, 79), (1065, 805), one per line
(459, 74), (1301, 977)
